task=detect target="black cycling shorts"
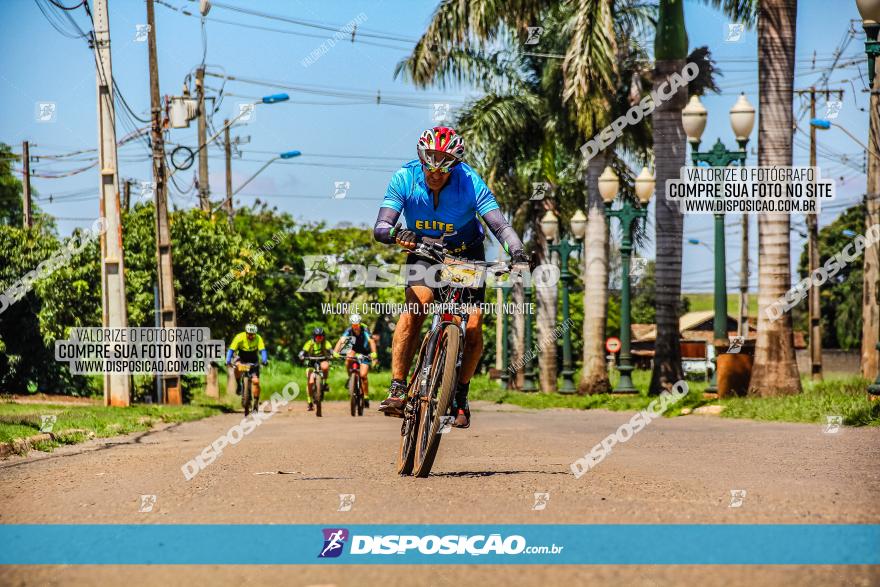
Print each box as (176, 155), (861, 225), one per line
(405, 241), (485, 305)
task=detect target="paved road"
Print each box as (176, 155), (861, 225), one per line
(1, 401), (878, 586)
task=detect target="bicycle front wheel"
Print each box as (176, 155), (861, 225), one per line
(349, 373), (358, 417)
(242, 377), (252, 416)
(413, 324), (460, 478)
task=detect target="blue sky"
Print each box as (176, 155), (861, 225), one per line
(0, 0), (871, 291)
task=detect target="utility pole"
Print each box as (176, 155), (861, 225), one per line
(21, 141), (32, 228)
(865, 61), (880, 385)
(146, 0), (181, 404)
(92, 0), (131, 406)
(196, 66), (210, 212)
(122, 178), (131, 212)
(795, 87), (844, 381)
(224, 118), (233, 226)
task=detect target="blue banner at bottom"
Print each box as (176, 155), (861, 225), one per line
(1, 524), (877, 565)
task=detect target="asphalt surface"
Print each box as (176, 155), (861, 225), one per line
(1, 400), (878, 586)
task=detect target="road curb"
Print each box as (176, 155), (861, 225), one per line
(0, 429), (95, 458)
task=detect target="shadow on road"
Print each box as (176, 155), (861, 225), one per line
(430, 469), (568, 478)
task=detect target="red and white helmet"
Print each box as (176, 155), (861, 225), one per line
(417, 126), (466, 168)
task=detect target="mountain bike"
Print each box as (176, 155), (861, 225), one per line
(302, 355), (330, 417)
(396, 241), (516, 478)
(345, 352), (371, 417)
(235, 362), (259, 416)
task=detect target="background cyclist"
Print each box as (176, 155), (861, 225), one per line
(298, 327), (333, 412)
(372, 126), (526, 429)
(225, 323), (269, 405)
(333, 314), (378, 408)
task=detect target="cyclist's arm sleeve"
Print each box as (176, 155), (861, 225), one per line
(374, 169), (406, 244)
(260, 349), (268, 363)
(482, 208), (524, 257)
(373, 206), (401, 245)
(225, 349), (234, 363)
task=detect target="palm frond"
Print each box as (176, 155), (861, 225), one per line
(696, 0), (757, 27)
(395, 44), (525, 93)
(686, 46), (722, 96)
(561, 0), (618, 132)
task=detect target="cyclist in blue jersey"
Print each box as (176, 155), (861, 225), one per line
(332, 314), (379, 408)
(373, 126), (526, 428)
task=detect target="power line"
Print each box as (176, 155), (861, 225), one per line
(155, 0), (412, 51)
(202, 0), (418, 44)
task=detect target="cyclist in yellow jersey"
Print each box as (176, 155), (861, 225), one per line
(226, 323), (268, 402)
(298, 327), (333, 411)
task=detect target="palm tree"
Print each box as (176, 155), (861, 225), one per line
(649, 0), (756, 394)
(748, 0), (802, 397)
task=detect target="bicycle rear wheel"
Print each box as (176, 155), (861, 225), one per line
(413, 324), (460, 478)
(315, 373), (323, 418)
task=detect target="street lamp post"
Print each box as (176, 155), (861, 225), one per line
(210, 150), (302, 216)
(521, 283), (537, 392)
(682, 93), (755, 393)
(500, 285), (511, 389)
(542, 209), (587, 394)
(857, 0), (880, 86)
(602, 166), (655, 394)
(857, 0), (880, 395)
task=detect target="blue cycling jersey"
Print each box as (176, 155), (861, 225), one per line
(381, 160), (500, 252)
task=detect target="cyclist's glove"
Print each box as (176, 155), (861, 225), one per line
(394, 228), (421, 249)
(298, 350), (305, 361)
(370, 351), (378, 360)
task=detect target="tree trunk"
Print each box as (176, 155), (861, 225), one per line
(861, 63), (880, 381)
(749, 0), (802, 397)
(536, 246), (559, 393)
(509, 280), (525, 389)
(533, 201), (558, 393)
(578, 153), (611, 394)
(649, 57), (687, 394)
